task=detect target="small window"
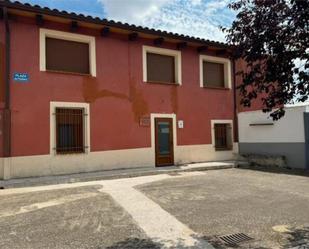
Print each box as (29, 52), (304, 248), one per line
(203, 61), (225, 88)
(143, 46), (181, 85)
(147, 53), (175, 83)
(55, 108), (85, 154)
(200, 55), (231, 89)
(46, 38), (90, 74)
(214, 123), (232, 150)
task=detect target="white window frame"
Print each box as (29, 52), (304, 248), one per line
(40, 28), (96, 76)
(143, 46), (182, 85)
(199, 55), (231, 89)
(211, 119), (233, 149)
(50, 101), (90, 155)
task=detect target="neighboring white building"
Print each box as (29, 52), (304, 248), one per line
(238, 103), (309, 169)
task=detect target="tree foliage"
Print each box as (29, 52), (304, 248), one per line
(224, 0), (308, 120)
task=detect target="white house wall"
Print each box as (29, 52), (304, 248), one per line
(238, 106), (308, 169)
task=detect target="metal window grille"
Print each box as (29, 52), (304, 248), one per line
(214, 123), (232, 150)
(54, 108), (86, 154)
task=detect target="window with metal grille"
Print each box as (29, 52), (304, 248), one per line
(214, 123), (232, 150)
(46, 37), (90, 74)
(146, 52), (176, 83)
(55, 108), (85, 154)
(203, 61), (225, 88)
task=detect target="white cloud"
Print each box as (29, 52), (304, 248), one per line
(191, 0), (202, 5)
(98, 0), (171, 23)
(98, 0), (235, 42)
(204, 0), (231, 15)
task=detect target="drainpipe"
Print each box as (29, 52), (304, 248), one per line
(3, 6), (11, 159)
(232, 59), (239, 143)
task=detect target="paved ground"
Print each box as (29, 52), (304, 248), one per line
(137, 168), (309, 248)
(0, 168), (308, 248)
(0, 185), (156, 249)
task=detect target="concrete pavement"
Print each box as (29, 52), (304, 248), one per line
(0, 171), (214, 249)
(0, 185), (150, 249)
(138, 168), (309, 248)
(0, 168), (308, 248)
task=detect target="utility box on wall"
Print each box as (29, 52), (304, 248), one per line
(178, 120), (184, 129)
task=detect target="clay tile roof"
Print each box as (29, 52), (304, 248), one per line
(0, 0), (231, 49)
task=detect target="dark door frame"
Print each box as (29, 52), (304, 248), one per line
(154, 117), (174, 167)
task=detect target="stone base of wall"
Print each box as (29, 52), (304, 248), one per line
(239, 143), (306, 169)
(0, 143), (238, 179)
(239, 154), (287, 168)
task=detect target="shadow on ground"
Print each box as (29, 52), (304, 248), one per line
(102, 230), (309, 249)
(103, 236), (218, 249)
(104, 238), (162, 249)
(102, 236), (276, 249)
(237, 165), (309, 177)
(281, 226), (309, 248)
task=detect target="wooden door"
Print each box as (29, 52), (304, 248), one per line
(155, 118), (174, 166)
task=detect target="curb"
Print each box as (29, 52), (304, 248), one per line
(0, 163), (238, 189)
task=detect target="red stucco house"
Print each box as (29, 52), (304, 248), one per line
(0, 1), (241, 179)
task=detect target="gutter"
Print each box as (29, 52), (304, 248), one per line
(3, 6), (11, 157)
(232, 59), (239, 143)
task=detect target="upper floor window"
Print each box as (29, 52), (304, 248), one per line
(46, 38), (90, 75)
(200, 55), (231, 89)
(143, 46), (182, 85)
(40, 28), (96, 76)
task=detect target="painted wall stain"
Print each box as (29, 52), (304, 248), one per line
(127, 41), (149, 122)
(170, 86), (178, 113)
(82, 77), (128, 103)
(82, 76), (148, 123)
(128, 77), (149, 122)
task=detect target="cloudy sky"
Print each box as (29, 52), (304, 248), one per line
(20, 0), (236, 42)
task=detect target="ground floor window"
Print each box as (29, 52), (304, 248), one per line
(55, 107), (85, 154)
(213, 123), (233, 150)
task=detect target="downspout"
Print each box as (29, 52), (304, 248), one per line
(3, 6), (11, 158)
(232, 59), (239, 144)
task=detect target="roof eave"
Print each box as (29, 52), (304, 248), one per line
(0, 0), (232, 50)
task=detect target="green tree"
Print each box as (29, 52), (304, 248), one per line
(224, 0), (308, 119)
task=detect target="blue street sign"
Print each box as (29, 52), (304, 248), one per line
(13, 73), (29, 83)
